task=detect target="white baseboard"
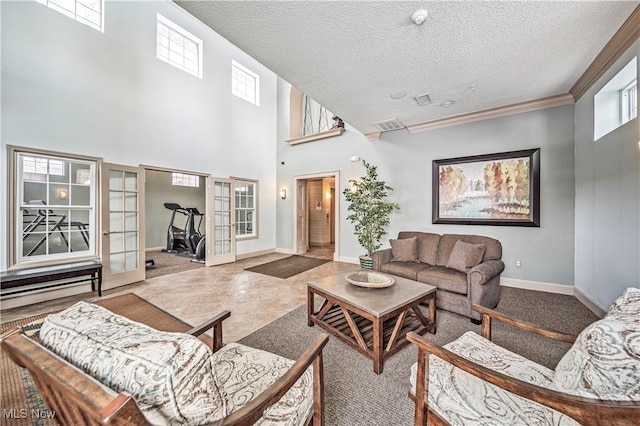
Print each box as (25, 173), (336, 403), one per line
(500, 277), (574, 295)
(275, 248), (294, 255)
(574, 287), (607, 318)
(338, 256), (360, 265)
(236, 248), (276, 260)
(145, 246), (165, 252)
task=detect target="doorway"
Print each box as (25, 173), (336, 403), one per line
(293, 172), (339, 261)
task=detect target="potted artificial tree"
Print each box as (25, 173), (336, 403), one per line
(343, 160), (399, 269)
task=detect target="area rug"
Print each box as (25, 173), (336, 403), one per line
(244, 255), (331, 279)
(145, 249), (204, 279)
(238, 287), (599, 426)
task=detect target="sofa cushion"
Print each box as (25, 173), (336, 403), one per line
(398, 232), (441, 265)
(381, 261), (431, 280)
(212, 343), (313, 425)
(445, 240), (486, 273)
(436, 234), (502, 267)
(39, 301), (226, 426)
(551, 287), (640, 402)
(410, 331), (576, 426)
(417, 266), (467, 295)
(390, 236), (418, 262)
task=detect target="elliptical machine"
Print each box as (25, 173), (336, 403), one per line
(184, 207), (206, 263)
(162, 203), (189, 253)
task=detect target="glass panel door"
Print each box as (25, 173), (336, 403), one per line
(206, 177), (236, 266)
(101, 163), (145, 288)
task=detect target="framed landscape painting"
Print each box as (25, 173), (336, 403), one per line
(432, 148), (540, 227)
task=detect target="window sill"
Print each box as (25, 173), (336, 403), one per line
(286, 127), (345, 145)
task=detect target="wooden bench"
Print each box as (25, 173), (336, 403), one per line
(0, 260), (103, 297)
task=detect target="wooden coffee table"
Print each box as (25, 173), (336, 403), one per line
(307, 272), (436, 374)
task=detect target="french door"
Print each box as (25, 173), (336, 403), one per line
(206, 177), (236, 266)
(100, 163), (145, 288)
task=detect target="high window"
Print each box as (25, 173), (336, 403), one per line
(171, 172), (199, 188)
(14, 150), (96, 265)
(157, 14), (203, 79)
(234, 180), (257, 238)
(36, 0), (103, 31)
(594, 56), (637, 141)
(232, 60), (260, 106)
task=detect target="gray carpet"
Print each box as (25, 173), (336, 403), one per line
(238, 286), (599, 426)
(244, 255), (331, 279)
(145, 250), (204, 279)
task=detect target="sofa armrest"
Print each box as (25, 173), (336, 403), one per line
(372, 248), (392, 271)
(406, 331), (640, 426)
(471, 305), (577, 344)
(468, 260), (505, 286)
(187, 310), (231, 353)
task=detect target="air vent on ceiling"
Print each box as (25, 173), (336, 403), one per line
(414, 93), (433, 106)
(372, 118), (405, 132)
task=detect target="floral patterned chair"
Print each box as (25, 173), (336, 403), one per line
(1, 301), (328, 426)
(408, 288), (640, 426)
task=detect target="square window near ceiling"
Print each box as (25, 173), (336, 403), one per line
(594, 56), (637, 141)
(36, 0), (103, 31)
(232, 60), (260, 106)
(157, 13), (203, 79)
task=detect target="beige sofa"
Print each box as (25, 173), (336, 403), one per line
(372, 231), (505, 322)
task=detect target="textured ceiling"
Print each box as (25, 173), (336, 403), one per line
(176, 1), (638, 135)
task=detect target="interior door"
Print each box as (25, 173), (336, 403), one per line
(296, 180), (308, 254)
(101, 163), (145, 289)
(206, 177), (236, 266)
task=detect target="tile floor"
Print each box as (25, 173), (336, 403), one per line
(0, 253), (359, 343)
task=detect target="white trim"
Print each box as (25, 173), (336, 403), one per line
(145, 246), (165, 252)
(574, 287), (608, 318)
(499, 277), (574, 295)
(236, 248), (275, 260)
(275, 248), (294, 255)
(338, 256), (359, 265)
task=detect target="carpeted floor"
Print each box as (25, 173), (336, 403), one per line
(0, 287), (599, 426)
(238, 286), (599, 426)
(145, 249), (204, 279)
(244, 255), (331, 279)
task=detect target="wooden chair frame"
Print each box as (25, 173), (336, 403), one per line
(407, 305), (640, 426)
(1, 310), (328, 426)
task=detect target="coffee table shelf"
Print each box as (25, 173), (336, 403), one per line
(307, 272), (436, 374)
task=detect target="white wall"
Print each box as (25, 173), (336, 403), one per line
(575, 41), (640, 310)
(1, 0), (278, 271)
(277, 79), (577, 287)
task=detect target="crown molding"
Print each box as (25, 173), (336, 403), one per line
(570, 5), (640, 102)
(406, 93), (574, 134)
(364, 132), (382, 141)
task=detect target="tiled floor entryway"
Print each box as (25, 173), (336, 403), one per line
(0, 253), (359, 342)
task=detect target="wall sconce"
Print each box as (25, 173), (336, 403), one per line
(349, 181), (359, 193)
(280, 189), (287, 199)
(325, 192), (331, 199)
(58, 189), (68, 200)
(349, 156), (361, 162)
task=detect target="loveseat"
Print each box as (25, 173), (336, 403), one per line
(372, 231), (505, 321)
(407, 287), (640, 425)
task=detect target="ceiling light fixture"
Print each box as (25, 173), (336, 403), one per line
(440, 100), (456, 107)
(411, 9), (428, 25)
(390, 91), (407, 100)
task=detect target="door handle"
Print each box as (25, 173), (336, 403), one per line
(103, 231), (109, 235)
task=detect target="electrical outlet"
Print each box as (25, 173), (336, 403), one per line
(515, 260), (522, 268)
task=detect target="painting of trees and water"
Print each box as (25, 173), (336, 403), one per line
(433, 149), (540, 226)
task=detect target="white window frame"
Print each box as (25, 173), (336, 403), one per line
(157, 13), (203, 79)
(171, 172), (199, 188)
(621, 80), (637, 123)
(232, 60), (260, 106)
(10, 147), (98, 267)
(234, 179), (258, 239)
(36, 0), (104, 32)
